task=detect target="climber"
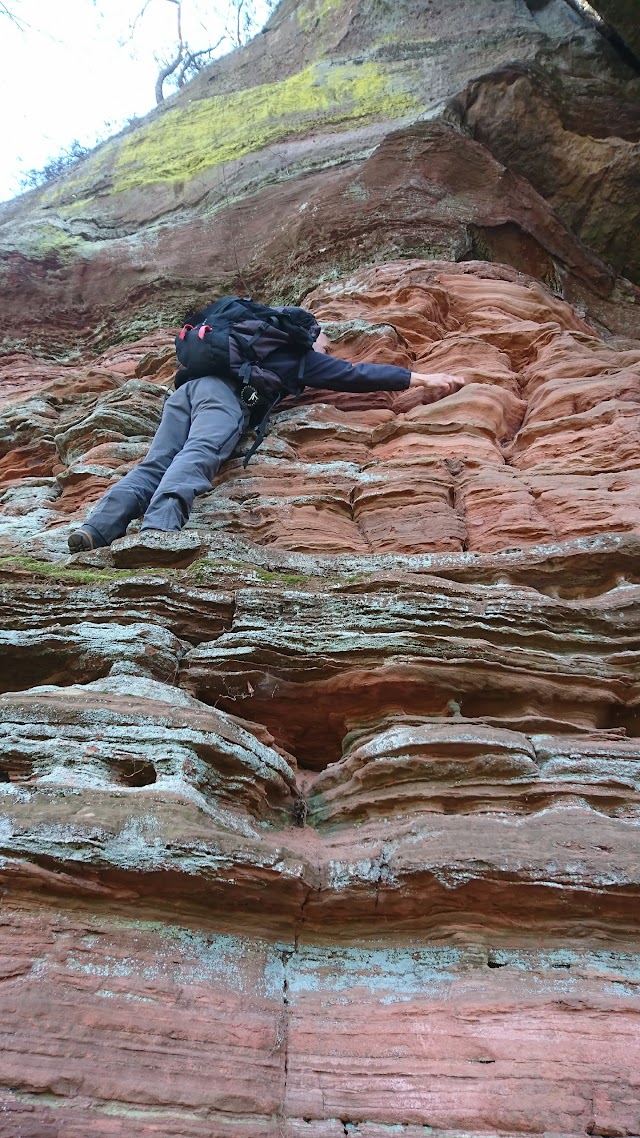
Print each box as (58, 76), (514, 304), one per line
(67, 300), (464, 553)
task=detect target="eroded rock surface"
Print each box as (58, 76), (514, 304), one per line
(3, 260), (639, 562)
(1, 254), (640, 1134)
(2, 0), (640, 1125)
(1, 0), (639, 355)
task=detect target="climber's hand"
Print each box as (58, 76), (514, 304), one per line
(313, 331), (331, 354)
(409, 372), (465, 402)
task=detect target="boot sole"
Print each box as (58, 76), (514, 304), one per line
(68, 530), (95, 553)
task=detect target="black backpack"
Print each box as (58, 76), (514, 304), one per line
(174, 296), (321, 465)
(175, 296), (321, 392)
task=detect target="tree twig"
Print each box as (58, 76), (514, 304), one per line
(176, 38), (225, 86)
(0, 1), (27, 29)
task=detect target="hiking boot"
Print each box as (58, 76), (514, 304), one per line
(68, 525), (108, 553)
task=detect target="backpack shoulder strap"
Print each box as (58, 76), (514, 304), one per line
(242, 394), (282, 468)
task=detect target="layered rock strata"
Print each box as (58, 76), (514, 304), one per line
(1, 0), (639, 355)
(2, 0), (640, 1129)
(1, 259), (640, 1134)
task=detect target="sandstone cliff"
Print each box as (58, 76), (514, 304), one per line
(1, 0), (639, 356)
(1, 1), (640, 1135)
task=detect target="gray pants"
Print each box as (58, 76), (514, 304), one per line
(86, 377), (247, 543)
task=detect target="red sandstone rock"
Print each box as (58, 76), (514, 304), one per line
(455, 64), (640, 284)
(1, 217), (640, 1136)
(2, 259), (638, 560)
(1, 0), (639, 355)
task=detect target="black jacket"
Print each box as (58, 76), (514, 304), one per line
(266, 347), (411, 394)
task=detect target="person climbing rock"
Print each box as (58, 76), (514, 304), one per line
(68, 297), (464, 553)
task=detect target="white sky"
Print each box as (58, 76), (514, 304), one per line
(0, 0), (271, 202)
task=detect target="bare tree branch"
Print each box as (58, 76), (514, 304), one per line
(0, 1), (27, 29)
(155, 47), (185, 103)
(130, 0), (156, 36)
(174, 0), (183, 48)
(100, 0), (279, 103)
(176, 38), (225, 87)
(225, 0), (254, 49)
(126, 0), (180, 46)
(154, 0), (185, 103)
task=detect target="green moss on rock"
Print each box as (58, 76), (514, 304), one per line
(0, 557), (149, 585)
(5, 223), (86, 263)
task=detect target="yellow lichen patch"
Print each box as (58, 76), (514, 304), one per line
(113, 61), (420, 193)
(10, 222), (85, 261)
(39, 139), (120, 207)
(57, 196), (100, 217)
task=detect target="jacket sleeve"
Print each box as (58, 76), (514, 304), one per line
(300, 351), (411, 393)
